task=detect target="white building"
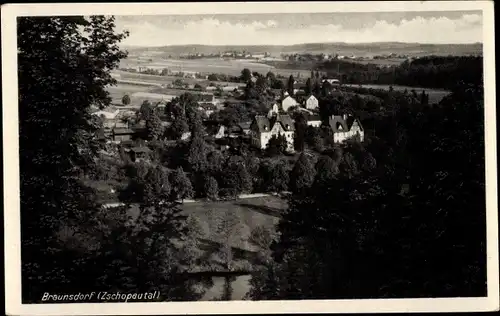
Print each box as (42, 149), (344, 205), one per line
(267, 103), (280, 117)
(281, 96), (299, 112)
(222, 85), (240, 92)
(92, 108), (119, 120)
(305, 95), (319, 110)
(323, 79), (340, 85)
(250, 114), (295, 152)
(307, 115), (322, 128)
(327, 114), (364, 143)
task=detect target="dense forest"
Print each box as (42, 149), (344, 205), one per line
(18, 15), (487, 303)
(248, 83), (486, 299)
(320, 55), (483, 90)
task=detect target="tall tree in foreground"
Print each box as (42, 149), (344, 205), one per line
(18, 16), (128, 302)
(111, 163), (206, 300)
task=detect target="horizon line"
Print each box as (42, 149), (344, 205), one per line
(121, 41), (483, 48)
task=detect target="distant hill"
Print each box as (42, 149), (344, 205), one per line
(122, 42), (483, 58)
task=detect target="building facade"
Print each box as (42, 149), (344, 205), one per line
(250, 114), (295, 152)
(305, 95), (319, 110)
(326, 114), (365, 143)
(281, 96), (299, 112)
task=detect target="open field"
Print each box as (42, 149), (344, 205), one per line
(120, 57), (312, 78)
(125, 43), (482, 59)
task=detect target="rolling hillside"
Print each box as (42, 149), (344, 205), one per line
(123, 42), (483, 58)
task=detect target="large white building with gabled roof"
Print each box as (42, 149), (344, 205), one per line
(250, 113), (295, 152)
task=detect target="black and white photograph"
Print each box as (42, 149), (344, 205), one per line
(3, 1), (499, 314)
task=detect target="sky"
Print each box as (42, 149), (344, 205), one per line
(114, 11), (483, 47)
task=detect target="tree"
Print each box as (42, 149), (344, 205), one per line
(139, 100), (153, 121)
(206, 150), (225, 174)
(268, 160), (289, 192)
(122, 94), (131, 105)
(314, 155), (338, 185)
(169, 114), (189, 140)
(204, 176), (219, 201)
(241, 68), (252, 82)
(290, 153), (316, 193)
(244, 80), (259, 100)
(293, 113), (308, 151)
(145, 111), (164, 140)
(187, 136), (208, 173)
(266, 71), (276, 82)
(287, 75), (295, 96)
(187, 109), (204, 139)
(305, 78), (312, 95)
(18, 16), (128, 302)
(169, 167), (194, 202)
(220, 156), (252, 196)
(110, 163), (205, 299)
(313, 80), (321, 95)
(312, 134), (324, 152)
(266, 134), (288, 157)
(255, 76), (268, 94)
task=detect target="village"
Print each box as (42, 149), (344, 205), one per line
(93, 71), (364, 167)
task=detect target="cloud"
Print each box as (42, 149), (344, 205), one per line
(116, 13), (482, 47)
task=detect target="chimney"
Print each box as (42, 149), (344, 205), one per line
(342, 114), (348, 120)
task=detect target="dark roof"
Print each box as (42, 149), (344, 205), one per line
(130, 146), (151, 153)
(198, 93), (214, 102)
(198, 102), (217, 109)
(346, 116), (364, 131)
(238, 122), (251, 130)
(307, 114), (321, 122)
(252, 114), (295, 133)
(121, 140), (134, 147)
(112, 128), (134, 134)
(228, 125), (243, 133)
(327, 115), (349, 133)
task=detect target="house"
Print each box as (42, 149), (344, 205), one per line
(268, 103), (280, 117)
(281, 96), (299, 112)
(197, 92), (215, 105)
(326, 114), (364, 143)
(304, 95), (319, 110)
(293, 88), (305, 95)
(214, 125), (226, 139)
(238, 122), (251, 135)
(181, 131), (192, 141)
(111, 126), (147, 143)
(250, 114), (295, 152)
(111, 128), (135, 142)
(129, 146), (151, 162)
(227, 125), (244, 138)
(92, 108), (120, 120)
(92, 108), (121, 129)
(307, 114), (322, 128)
(197, 103), (217, 117)
(222, 86), (240, 92)
(323, 78), (340, 85)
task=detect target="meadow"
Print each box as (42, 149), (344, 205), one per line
(120, 57), (312, 78)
